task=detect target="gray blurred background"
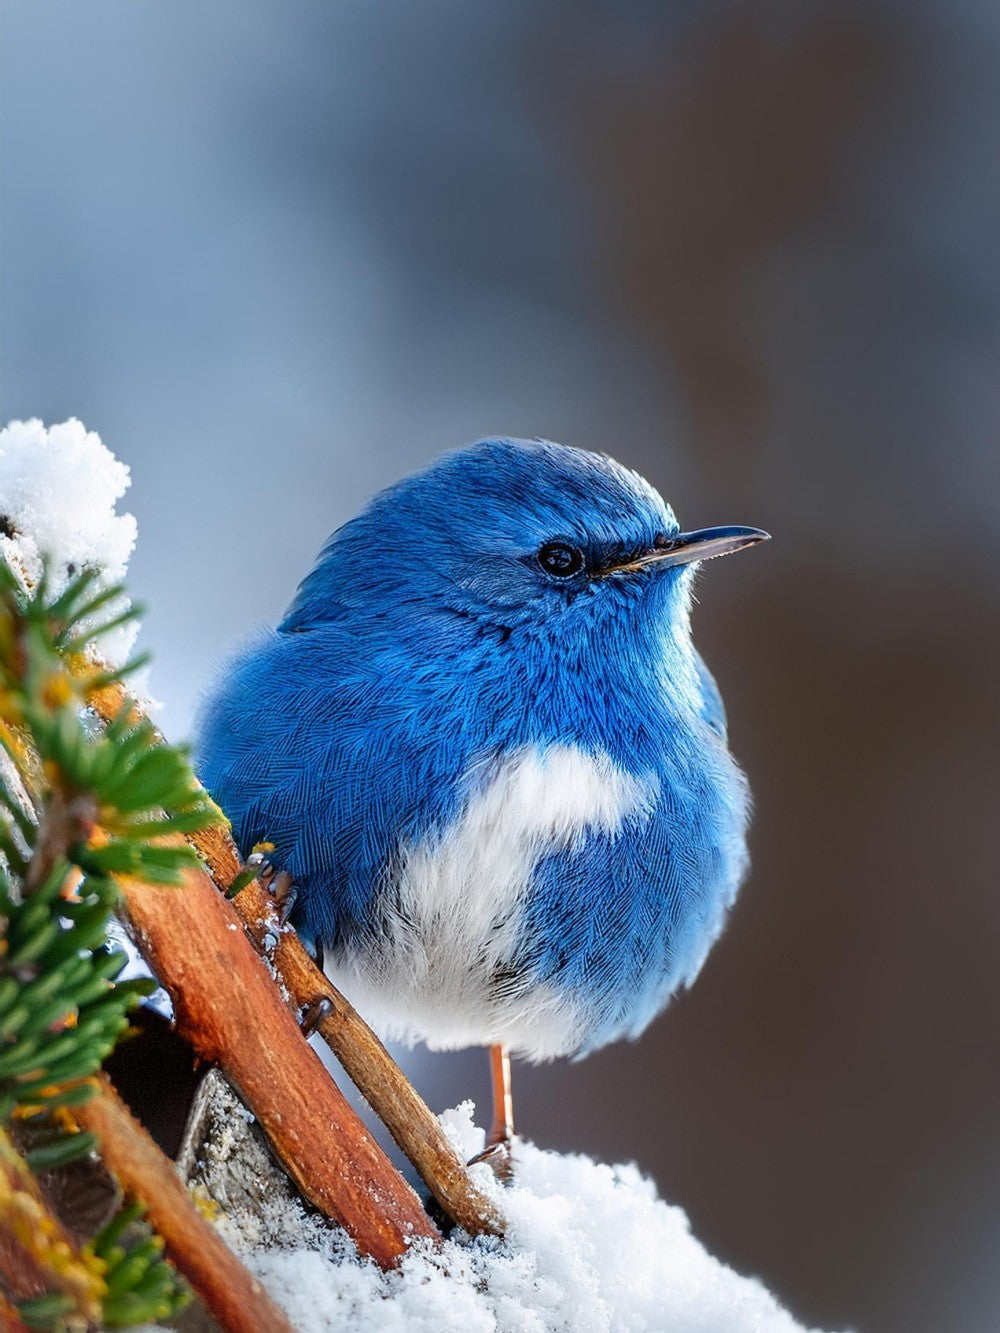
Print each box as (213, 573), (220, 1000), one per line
(3, 3), (999, 1329)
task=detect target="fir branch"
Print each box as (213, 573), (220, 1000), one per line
(0, 1126), (104, 1327)
(0, 559), (234, 1328)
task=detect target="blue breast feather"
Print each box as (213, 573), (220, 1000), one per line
(197, 614), (748, 1057)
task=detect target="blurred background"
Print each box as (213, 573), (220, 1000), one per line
(3, 2), (999, 1329)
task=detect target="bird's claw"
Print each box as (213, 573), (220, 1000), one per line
(226, 844), (278, 900)
(268, 870), (298, 927)
(250, 853), (284, 894)
(299, 996), (333, 1038)
(230, 851), (301, 960)
(241, 853), (298, 924)
(467, 1137), (514, 1183)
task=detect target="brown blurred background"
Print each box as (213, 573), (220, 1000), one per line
(3, 3), (999, 1329)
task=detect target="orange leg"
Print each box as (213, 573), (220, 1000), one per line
(486, 1043), (514, 1149)
(468, 1044), (514, 1180)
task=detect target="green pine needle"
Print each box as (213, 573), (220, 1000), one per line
(0, 553), (214, 1328)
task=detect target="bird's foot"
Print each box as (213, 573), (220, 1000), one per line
(299, 996), (333, 1038)
(250, 853), (297, 927)
(468, 1134), (514, 1184)
(226, 842), (287, 904)
(265, 869), (298, 927)
(230, 848), (301, 956)
(248, 853), (298, 923)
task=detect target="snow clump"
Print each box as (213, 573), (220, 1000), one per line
(0, 418), (138, 663)
(218, 1101), (843, 1333)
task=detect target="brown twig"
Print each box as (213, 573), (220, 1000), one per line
(114, 844), (439, 1265)
(74, 1077), (294, 1333)
(23, 787), (97, 894)
(89, 679), (505, 1240)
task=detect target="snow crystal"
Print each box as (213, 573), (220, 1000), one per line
(220, 1102), (842, 1333)
(0, 418), (138, 662)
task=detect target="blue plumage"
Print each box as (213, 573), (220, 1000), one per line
(197, 438), (765, 1063)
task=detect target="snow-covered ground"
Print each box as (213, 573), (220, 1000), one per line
(219, 1101), (836, 1333)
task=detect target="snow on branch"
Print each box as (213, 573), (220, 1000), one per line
(0, 418), (138, 665)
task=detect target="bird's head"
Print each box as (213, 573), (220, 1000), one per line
(281, 438), (767, 646)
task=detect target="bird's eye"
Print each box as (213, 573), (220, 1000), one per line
(537, 541), (585, 578)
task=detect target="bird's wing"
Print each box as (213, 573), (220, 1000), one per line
(196, 624), (467, 946)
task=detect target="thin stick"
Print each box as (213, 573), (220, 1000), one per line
(75, 1077), (294, 1333)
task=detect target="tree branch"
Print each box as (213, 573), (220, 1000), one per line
(74, 1077), (294, 1333)
(213, 849), (504, 1238)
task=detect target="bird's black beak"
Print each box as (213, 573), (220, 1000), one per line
(606, 525), (770, 574)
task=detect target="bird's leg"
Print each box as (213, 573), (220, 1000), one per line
(268, 870), (298, 927)
(488, 1043), (514, 1149)
(246, 858), (300, 954)
(468, 1044), (514, 1181)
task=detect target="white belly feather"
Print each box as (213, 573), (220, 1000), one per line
(326, 744), (657, 1061)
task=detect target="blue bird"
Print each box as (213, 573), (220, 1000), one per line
(196, 438), (767, 1163)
